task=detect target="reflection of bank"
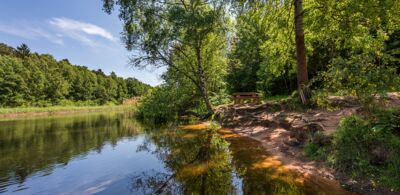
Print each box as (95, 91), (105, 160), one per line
(0, 112), (141, 193)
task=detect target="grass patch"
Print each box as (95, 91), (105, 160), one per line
(304, 131), (329, 161)
(304, 142), (328, 161)
(0, 105), (134, 115)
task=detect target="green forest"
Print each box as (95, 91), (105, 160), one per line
(100, 0), (400, 120)
(0, 43), (151, 107)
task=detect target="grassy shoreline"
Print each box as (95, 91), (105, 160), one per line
(0, 105), (135, 119)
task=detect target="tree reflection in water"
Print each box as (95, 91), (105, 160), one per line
(131, 128), (237, 194)
(0, 112), (141, 191)
(130, 127), (314, 195)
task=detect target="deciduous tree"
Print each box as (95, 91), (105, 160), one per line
(102, 0), (228, 115)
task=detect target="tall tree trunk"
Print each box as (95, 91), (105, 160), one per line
(196, 47), (214, 116)
(294, 0), (310, 104)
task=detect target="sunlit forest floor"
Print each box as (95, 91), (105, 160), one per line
(217, 92), (400, 194)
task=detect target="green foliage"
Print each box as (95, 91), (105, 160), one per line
(319, 53), (400, 108)
(105, 0), (230, 121)
(209, 90), (232, 106)
(136, 50), (230, 123)
(307, 0), (400, 105)
(104, 0), (400, 121)
(228, 1), (297, 96)
(330, 110), (400, 189)
(135, 64), (209, 123)
(332, 116), (377, 174)
(227, 1), (269, 93)
(228, 0), (400, 102)
(103, 0), (229, 115)
(102, 0), (400, 119)
(125, 78), (151, 97)
(304, 143), (320, 159)
(135, 87), (181, 123)
(257, 1), (297, 96)
(0, 43), (17, 56)
(304, 132), (329, 161)
(381, 153), (400, 191)
(0, 43), (151, 107)
(0, 56), (28, 106)
(16, 43), (30, 57)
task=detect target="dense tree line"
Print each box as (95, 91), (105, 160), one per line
(0, 43), (151, 107)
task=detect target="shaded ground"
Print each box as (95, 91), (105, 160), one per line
(216, 92), (400, 195)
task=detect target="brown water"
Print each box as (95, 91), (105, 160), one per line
(0, 112), (348, 194)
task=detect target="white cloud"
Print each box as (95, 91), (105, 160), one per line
(0, 23), (64, 45)
(0, 18), (116, 47)
(49, 17), (115, 45)
(29, 28), (64, 45)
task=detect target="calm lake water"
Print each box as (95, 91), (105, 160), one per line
(0, 112), (348, 195)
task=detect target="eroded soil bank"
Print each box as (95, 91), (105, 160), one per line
(216, 93), (400, 195)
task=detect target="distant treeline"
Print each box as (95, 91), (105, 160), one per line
(0, 43), (152, 107)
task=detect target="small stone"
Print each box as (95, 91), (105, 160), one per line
(284, 137), (300, 146)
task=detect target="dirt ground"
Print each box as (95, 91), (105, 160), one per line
(216, 92), (400, 195)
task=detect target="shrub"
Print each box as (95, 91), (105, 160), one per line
(318, 53), (400, 109)
(209, 91), (232, 106)
(330, 110), (400, 189)
(135, 85), (210, 123)
(304, 131), (329, 160)
(331, 116), (371, 175)
(135, 87), (179, 123)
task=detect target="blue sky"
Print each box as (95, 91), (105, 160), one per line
(0, 0), (164, 86)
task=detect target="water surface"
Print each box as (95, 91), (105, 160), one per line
(0, 112), (348, 194)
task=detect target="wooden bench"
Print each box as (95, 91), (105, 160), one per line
(232, 92), (261, 104)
